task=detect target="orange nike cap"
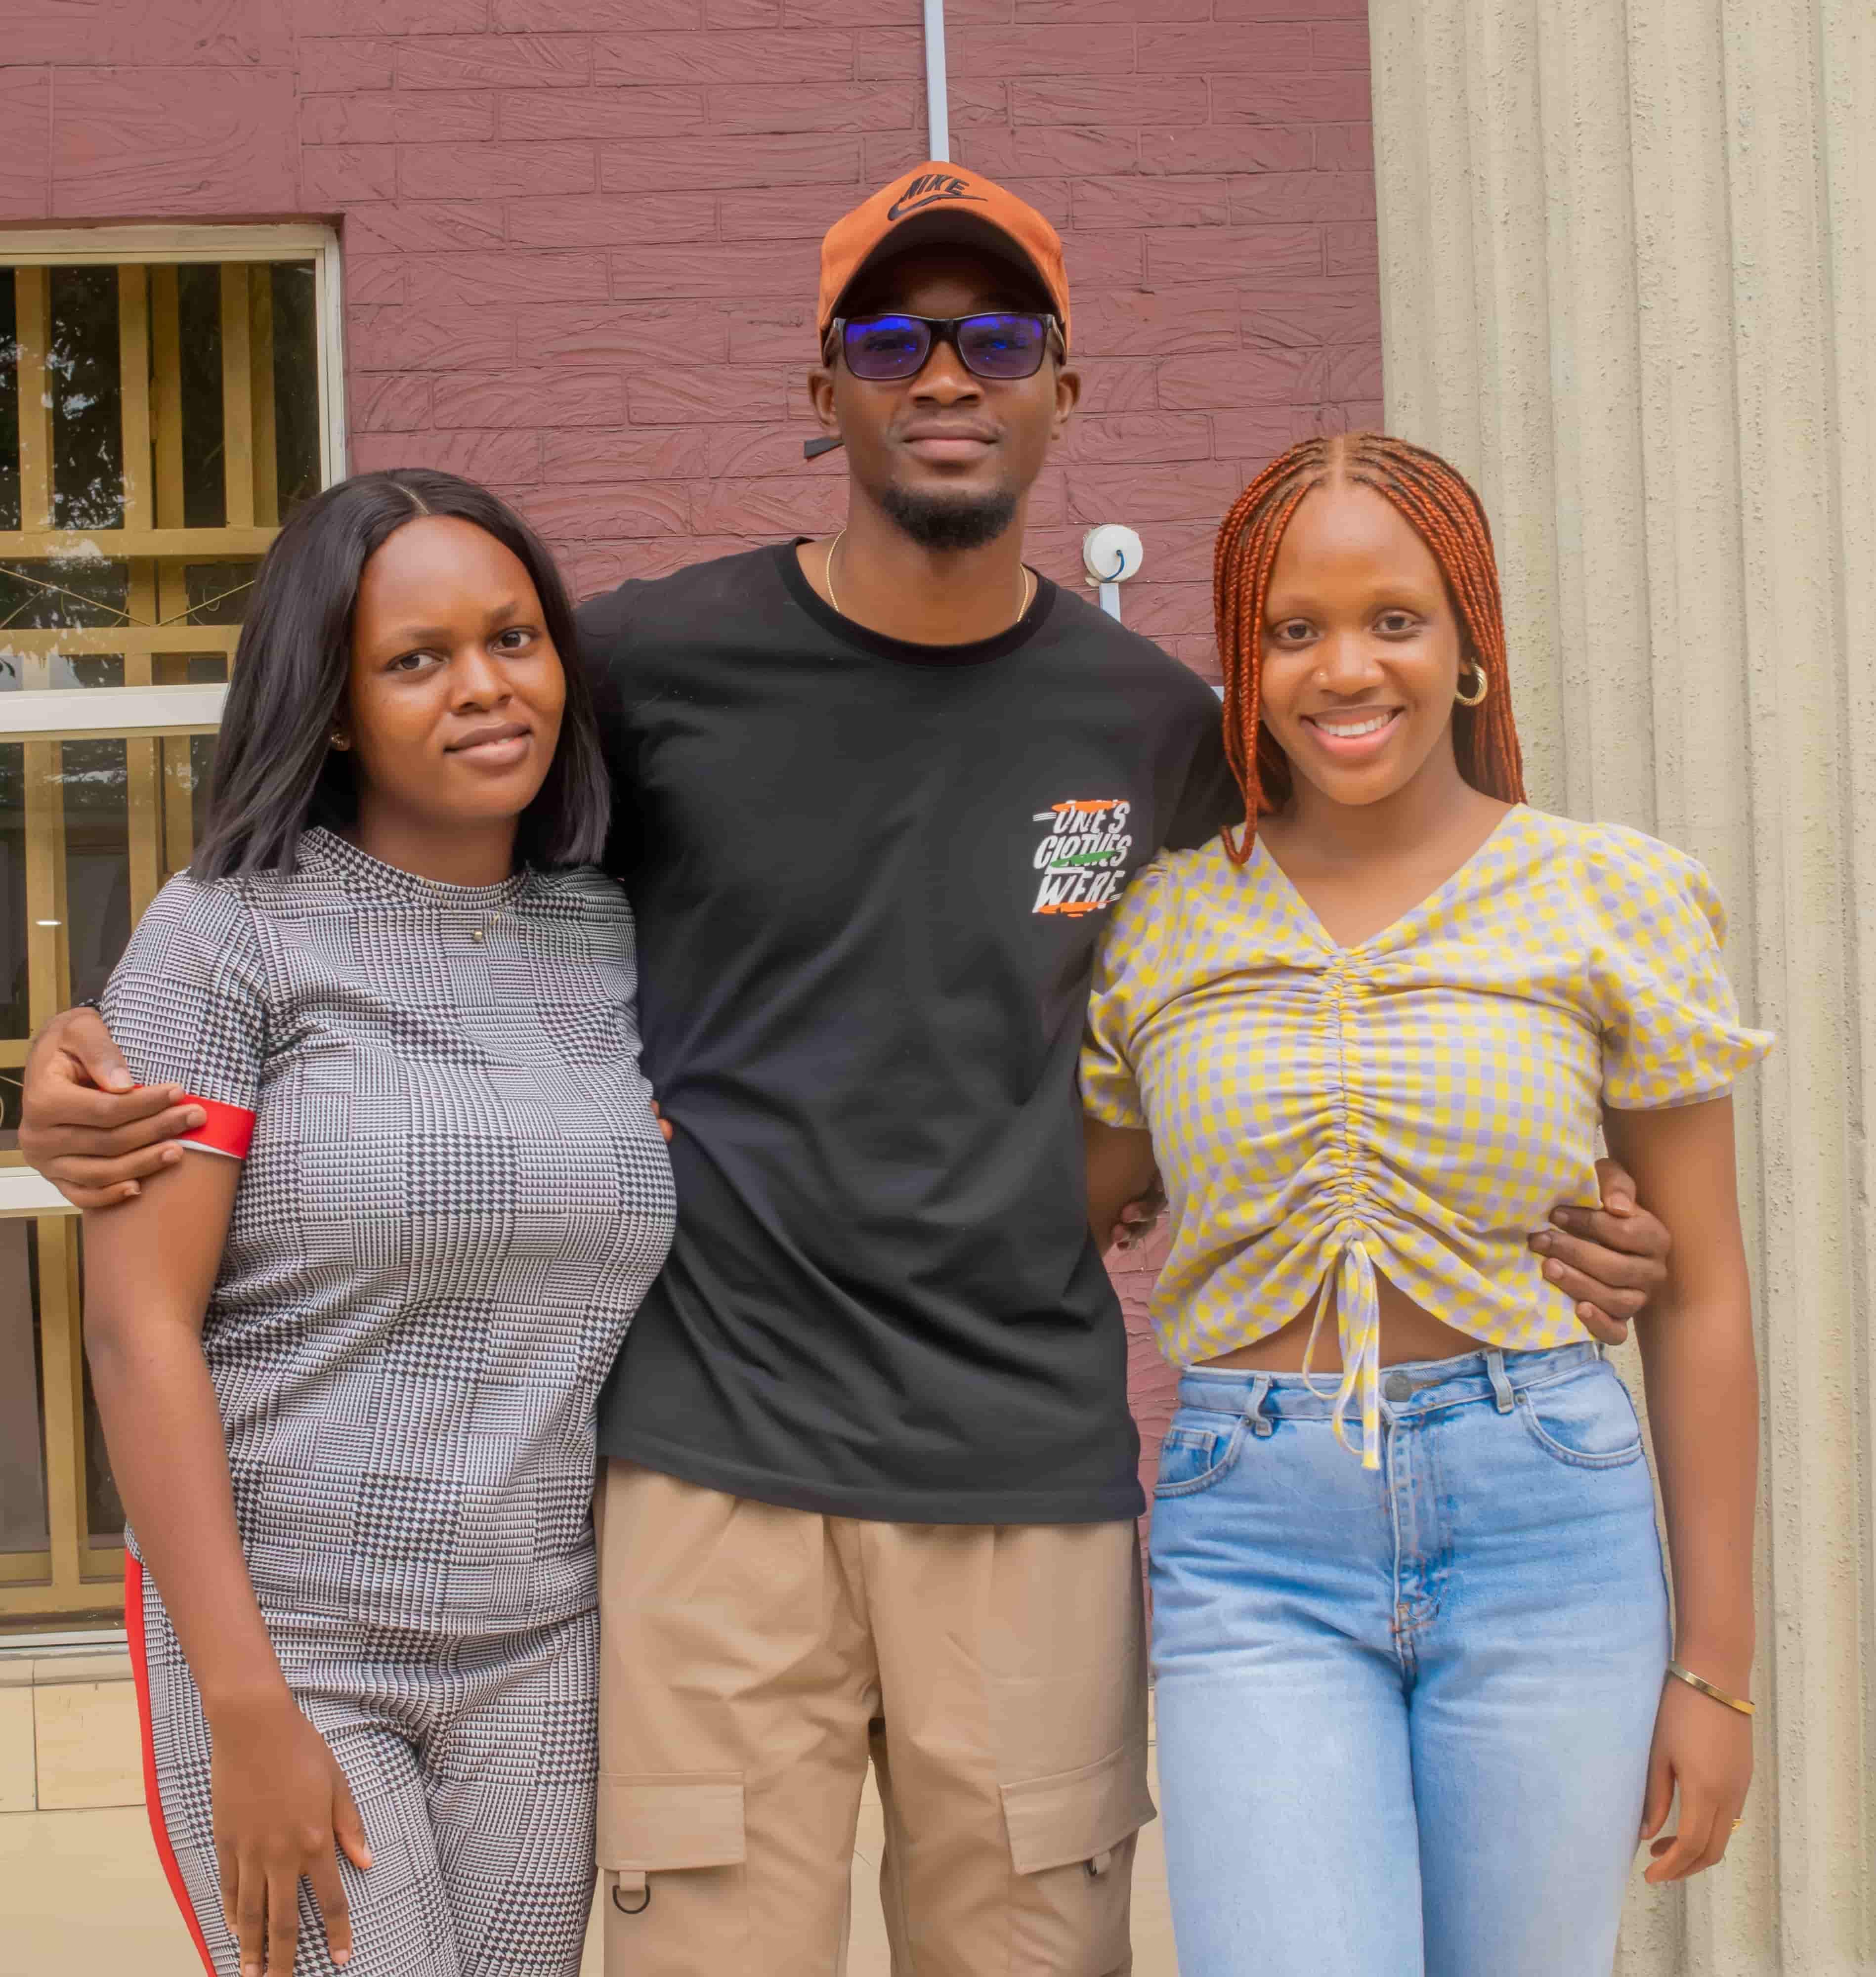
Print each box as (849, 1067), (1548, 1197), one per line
(817, 163), (1071, 351)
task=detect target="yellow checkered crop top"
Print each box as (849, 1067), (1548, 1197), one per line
(1080, 805), (1771, 1467)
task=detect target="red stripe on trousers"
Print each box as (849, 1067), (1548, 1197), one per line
(126, 1556), (219, 1976)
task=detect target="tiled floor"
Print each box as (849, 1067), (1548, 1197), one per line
(0, 1651), (1181, 1977)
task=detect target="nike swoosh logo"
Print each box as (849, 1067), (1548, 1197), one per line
(888, 188), (989, 222)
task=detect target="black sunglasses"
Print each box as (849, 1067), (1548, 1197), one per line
(832, 311), (1062, 383)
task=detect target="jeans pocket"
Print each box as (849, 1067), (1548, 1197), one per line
(1153, 1417), (1247, 1498)
(1516, 1365), (1646, 1469)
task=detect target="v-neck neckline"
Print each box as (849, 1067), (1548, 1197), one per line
(1251, 804), (1527, 957)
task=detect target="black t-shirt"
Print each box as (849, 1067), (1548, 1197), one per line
(580, 543), (1239, 1524)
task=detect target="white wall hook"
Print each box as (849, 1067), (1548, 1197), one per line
(1082, 524), (1144, 620)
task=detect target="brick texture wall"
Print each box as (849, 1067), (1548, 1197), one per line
(0, 0), (1380, 1482)
(0, 0), (1378, 681)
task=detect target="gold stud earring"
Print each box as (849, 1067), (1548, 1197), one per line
(329, 729), (351, 751)
(1455, 661), (1490, 707)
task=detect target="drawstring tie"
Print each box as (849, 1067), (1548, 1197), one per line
(1301, 1237), (1383, 1469)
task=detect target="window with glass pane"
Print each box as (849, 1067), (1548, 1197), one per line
(0, 239), (333, 1627)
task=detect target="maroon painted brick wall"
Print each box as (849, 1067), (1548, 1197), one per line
(0, 0), (1380, 1484)
(0, 0), (1378, 681)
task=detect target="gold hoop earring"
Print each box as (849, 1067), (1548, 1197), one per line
(1455, 662), (1490, 708)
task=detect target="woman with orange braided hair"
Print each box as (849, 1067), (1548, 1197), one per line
(1082, 433), (1770, 1974)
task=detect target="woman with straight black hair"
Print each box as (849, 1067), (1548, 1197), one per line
(75, 470), (676, 1977)
(195, 467), (612, 880)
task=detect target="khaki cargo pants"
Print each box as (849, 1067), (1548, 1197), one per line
(596, 1461), (1153, 1977)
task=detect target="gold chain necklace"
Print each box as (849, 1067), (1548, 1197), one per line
(824, 529), (1034, 628)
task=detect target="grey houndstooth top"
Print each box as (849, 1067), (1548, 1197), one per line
(103, 828), (676, 1635)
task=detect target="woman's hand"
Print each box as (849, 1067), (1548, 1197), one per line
(211, 1692), (372, 1974)
(1638, 1675), (1753, 1883)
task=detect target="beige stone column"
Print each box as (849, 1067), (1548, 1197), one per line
(1368, 0), (1876, 1969)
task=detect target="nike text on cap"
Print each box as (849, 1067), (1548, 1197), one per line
(815, 165), (1072, 353)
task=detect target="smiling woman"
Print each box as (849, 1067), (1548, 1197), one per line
(1080, 430), (1769, 1977)
(36, 467), (672, 1977)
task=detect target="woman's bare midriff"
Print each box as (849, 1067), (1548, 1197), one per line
(1199, 1269), (1484, 1374)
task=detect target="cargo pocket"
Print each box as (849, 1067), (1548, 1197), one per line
(597, 1774), (749, 1963)
(1001, 1744), (1157, 1974)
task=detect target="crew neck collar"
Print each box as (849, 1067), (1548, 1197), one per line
(774, 539), (1055, 668)
(299, 826), (531, 909)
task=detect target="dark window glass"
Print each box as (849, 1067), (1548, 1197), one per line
(49, 265), (123, 533)
(0, 270), (18, 534)
(272, 262), (321, 516)
(186, 559), (261, 628)
(178, 263), (225, 530)
(61, 735), (130, 1006)
(0, 1220), (48, 1555)
(0, 741), (22, 1053)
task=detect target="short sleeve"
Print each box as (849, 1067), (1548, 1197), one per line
(101, 874), (269, 1158)
(573, 581), (644, 879)
(1586, 830), (1773, 1109)
(1079, 858), (1175, 1130)
(1161, 696), (1245, 853)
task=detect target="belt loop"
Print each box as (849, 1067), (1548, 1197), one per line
(1244, 1372), (1274, 1437)
(1486, 1348), (1514, 1415)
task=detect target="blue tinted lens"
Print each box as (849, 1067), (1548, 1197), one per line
(956, 313), (1048, 378)
(844, 316), (931, 380)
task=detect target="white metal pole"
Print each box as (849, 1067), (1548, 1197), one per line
(923, 0), (951, 161)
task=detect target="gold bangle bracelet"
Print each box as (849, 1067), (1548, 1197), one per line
(1666, 1660), (1755, 1717)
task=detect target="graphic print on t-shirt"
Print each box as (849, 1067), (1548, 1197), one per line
(1030, 798), (1135, 916)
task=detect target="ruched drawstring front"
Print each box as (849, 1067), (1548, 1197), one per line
(1298, 949), (1385, 1466)
(1299, 1240), (1384, 1468)
(1079, 811), (1773, 1424)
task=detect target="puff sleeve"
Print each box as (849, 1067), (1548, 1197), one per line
(1585, 827), (1773, 1110)
(1079, 857), (1175, 1130)
(101, 872), (269, 1159)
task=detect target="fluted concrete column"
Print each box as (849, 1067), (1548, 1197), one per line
(1369, 1), (1876, 1970)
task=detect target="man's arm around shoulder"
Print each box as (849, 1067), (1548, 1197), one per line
(19, 1009), (203, 1209)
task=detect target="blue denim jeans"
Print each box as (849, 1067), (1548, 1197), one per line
(1150, 1342), (1670, 1977)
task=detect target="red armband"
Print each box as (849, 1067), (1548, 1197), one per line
(174, 1093), (256, 1160)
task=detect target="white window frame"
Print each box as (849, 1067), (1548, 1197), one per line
(0, 223), (345, 1221)
(0, 223), (346, 488)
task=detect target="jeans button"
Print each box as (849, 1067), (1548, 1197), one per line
(1383, 1372), (1413, 1405)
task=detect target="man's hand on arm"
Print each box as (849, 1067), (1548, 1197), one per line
(1528, 1156), (1672, 1347)
(1111, 1170), (1167, 1254)
(19, 1007), (203, 1209)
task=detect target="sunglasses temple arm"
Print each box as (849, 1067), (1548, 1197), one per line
(804, 435), (845, 459)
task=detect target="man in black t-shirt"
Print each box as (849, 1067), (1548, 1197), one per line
(19, 166), (1672, 1976)
(577, 172), (1228, 1974)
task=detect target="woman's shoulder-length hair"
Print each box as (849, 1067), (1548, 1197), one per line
(190, 469), (611, 883)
